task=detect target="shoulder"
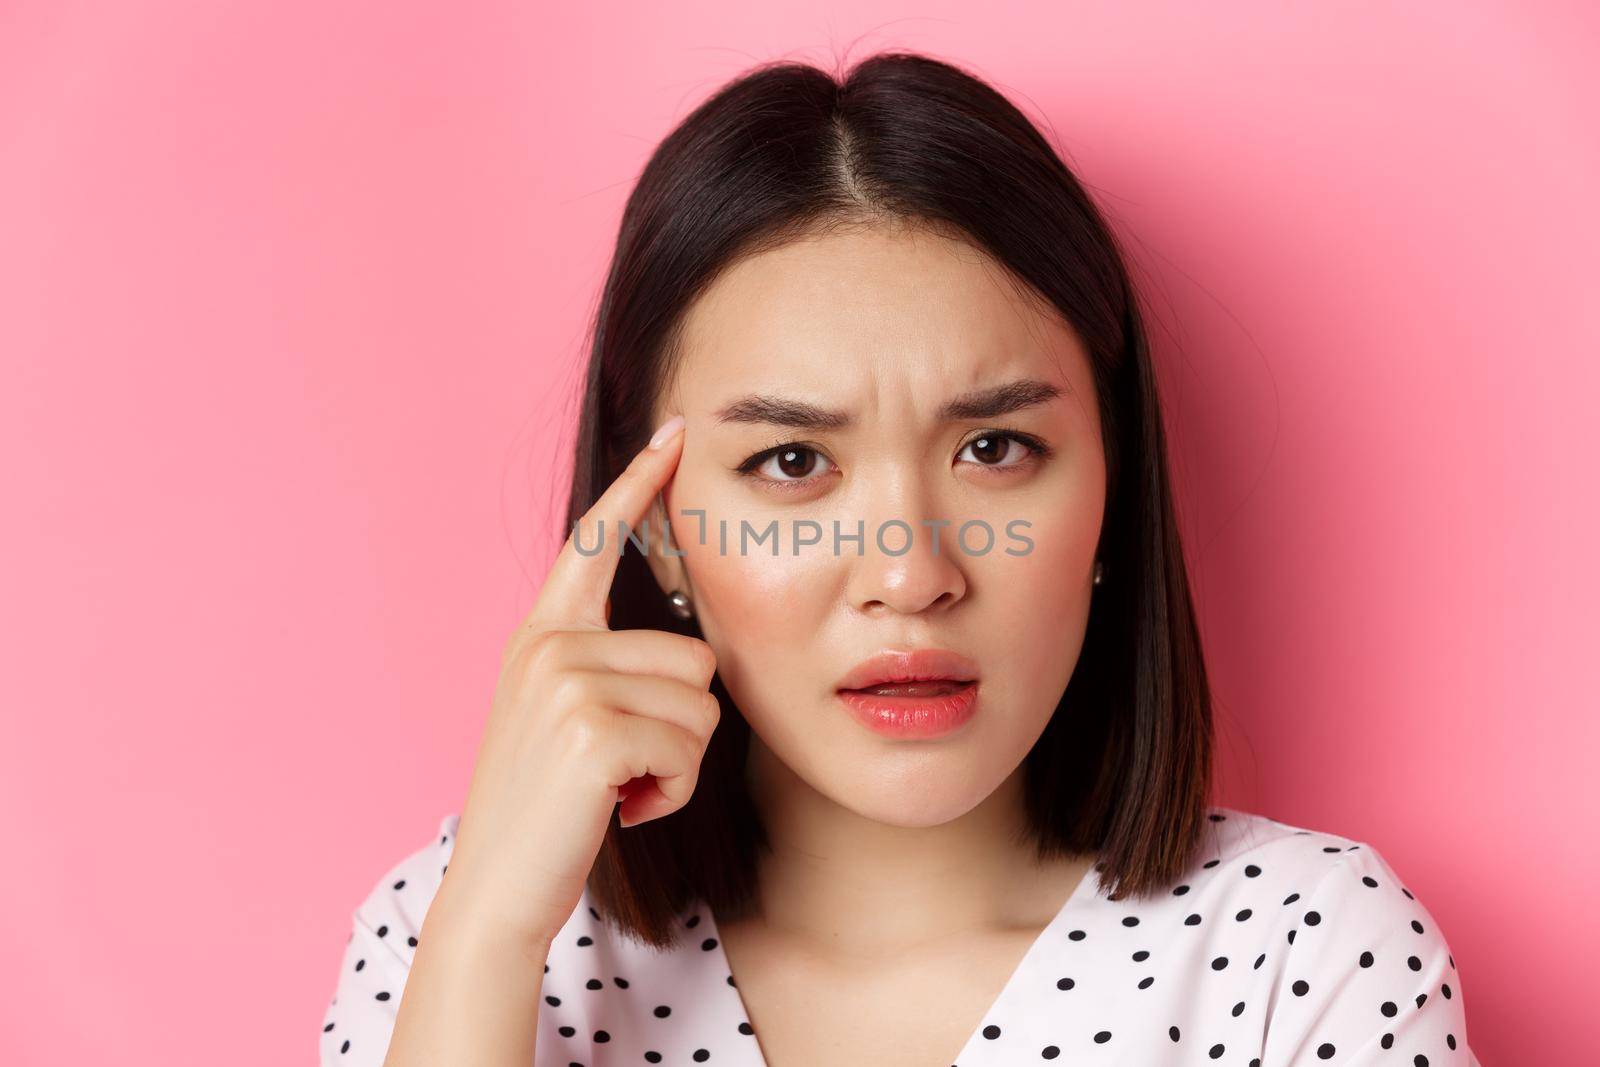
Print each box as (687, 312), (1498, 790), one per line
(318, 813), (462, 1065)
(1201, 806), (1474, 1062)
(1197, 805), (1455, 955)
(1196, 804), (1364, 877)
(1199, 806), (1447, 929)
(349, 811), (461, 942)
(1127, 803), (1369, 911)
(335, 809), (462, 967)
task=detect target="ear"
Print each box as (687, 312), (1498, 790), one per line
(640, 491), (691, 600)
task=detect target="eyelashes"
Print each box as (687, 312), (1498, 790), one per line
(734, 429), (1055, 491)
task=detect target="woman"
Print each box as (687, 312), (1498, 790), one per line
(320, 52), (1478, 1066)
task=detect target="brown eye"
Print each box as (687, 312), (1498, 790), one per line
(959, 432), (1033, 468)
(773, 447), (817, 479)
(967, 434), (1010, 465)
(741, 445), (837, 485)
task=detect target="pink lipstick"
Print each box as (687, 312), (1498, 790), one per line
(835, 648), (980, 739)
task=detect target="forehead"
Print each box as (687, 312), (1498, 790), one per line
(667, 223), (1092, 409)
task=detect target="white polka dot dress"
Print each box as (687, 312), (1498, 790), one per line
(319, 806), (1481, 1065)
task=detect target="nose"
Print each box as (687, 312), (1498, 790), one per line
(843, 479), (970, 617)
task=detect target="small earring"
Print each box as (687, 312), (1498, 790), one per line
(1093, 560), (1104, 586)
(667, 589), (694, 619)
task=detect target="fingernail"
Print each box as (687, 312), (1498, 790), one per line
(648, 414), (685, 450)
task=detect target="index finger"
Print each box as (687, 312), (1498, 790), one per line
(530, 414), (686, 630)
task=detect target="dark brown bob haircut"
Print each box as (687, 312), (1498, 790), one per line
(567, 50), (1214, 948)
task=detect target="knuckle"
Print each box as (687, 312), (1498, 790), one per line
(500, 626), (534, 666)
(561, 708), (609, 757)
(522, 629), (565, 676)
(683, 725), (705, 764)
(686, 638), (718, 679)
(547, 670), (592, 711)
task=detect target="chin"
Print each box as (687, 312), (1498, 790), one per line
(819, 755), (1002, 828)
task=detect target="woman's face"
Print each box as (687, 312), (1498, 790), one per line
(646, 221), (1106, 828)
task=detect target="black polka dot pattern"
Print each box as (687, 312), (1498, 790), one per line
(318, 808), (1480, 1065)
(317, 815), (446, 1064)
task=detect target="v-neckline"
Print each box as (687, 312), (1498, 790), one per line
(695, 857), (1104, 1067)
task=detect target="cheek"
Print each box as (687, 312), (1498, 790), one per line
(1008, 501), (1100, 590)
(686, 537), (826, 633)
(664, 492), (837, 700)
(984, 492), (1103, 677)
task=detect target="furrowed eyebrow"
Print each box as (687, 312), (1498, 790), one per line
(713, 394), (849, 430)
(938, 378), (1063, 421)
(713, 377), (1063, 429)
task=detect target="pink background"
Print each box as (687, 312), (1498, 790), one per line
(2, 2), (1591, 1062)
